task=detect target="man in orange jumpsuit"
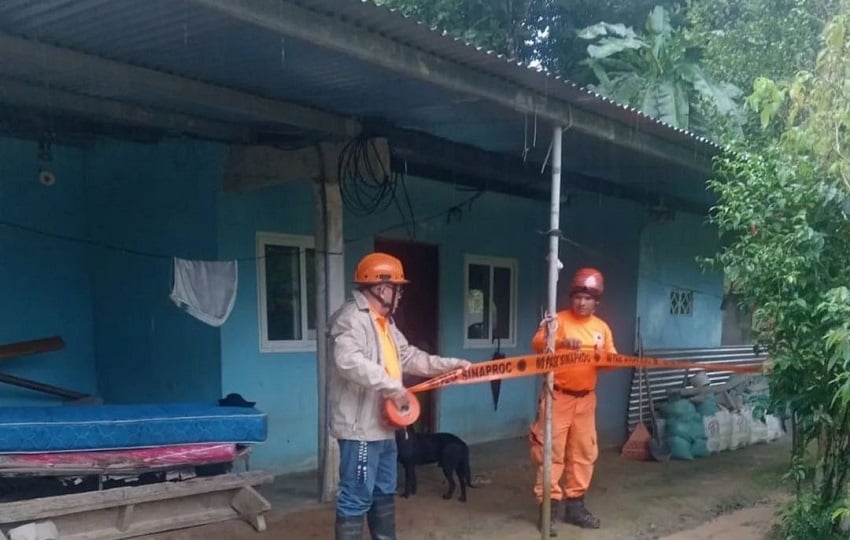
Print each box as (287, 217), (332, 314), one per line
(529, 267), (616, 535)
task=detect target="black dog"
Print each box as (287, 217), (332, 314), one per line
(395, 427), (475, 502)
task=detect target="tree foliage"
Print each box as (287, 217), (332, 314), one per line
(686, 0), (844, 148)
(687, 0), (840, 97)
(374, 0), (547, 61)
(373, 0), (679, 83)
(706, 6), (850, 537)
(576, 5), (744, 139)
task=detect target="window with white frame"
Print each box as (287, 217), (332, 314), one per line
(463, 255), (518, 348)
(256, 232), (316, 352)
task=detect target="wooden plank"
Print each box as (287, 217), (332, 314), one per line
(0, 337), (64, 361)
(0, 471), (273, 522)
(54, 507), (238, 540)
(0, 373), (88, 400)
(116, 504), (134, 532)
(231, 486), (270, 532)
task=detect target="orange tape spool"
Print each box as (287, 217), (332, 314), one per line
(382, 390), (421, 429)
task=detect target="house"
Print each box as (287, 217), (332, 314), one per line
(0, 0), (734, 481)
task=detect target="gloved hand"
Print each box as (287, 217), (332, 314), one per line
(539, 312), (558, 330)
(388, 388), (411, 411)
(455, 359), (472, 371)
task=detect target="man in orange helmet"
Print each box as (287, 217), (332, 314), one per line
(328, 252), (471, 540)
(529, 267), (616, 535)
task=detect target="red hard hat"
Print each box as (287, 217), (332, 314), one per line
(353, 252), (410, 285)
(571, 267), (604, 297)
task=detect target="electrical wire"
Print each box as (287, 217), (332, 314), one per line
(337, 134), (417, 238)
(0, 191), (720, 299)
(337, 134), (394, 217)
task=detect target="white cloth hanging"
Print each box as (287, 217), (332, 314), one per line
(169, 257), (238, 327)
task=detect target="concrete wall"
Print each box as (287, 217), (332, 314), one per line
(0, 132), (725, 472)
(557, 192), (647, 446)
(218, 175), (551, 472)
(636, 212), (724, 350)
(0, 136), (97, 405)
(218, 179), (318, 472)
(85, 139), (223, 404)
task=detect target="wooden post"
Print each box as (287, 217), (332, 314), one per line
(314, 143), (346, 503)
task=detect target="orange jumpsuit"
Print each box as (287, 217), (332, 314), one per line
(529, 310), (616, 502)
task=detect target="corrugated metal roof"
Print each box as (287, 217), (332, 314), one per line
(294, 0), (721, 152)
(0, 0), (719, 206)
(0, 0), (532, 150)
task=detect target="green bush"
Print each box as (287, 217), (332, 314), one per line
(774, 494), (844, 540)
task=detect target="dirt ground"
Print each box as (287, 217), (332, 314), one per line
(143, 436), (791, 540)
(658, 501), (784, 540)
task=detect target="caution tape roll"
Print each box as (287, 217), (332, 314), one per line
(382, 349), (764, 429)
(382, 389), (421, 429)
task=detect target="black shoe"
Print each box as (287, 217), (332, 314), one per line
(563, 497), (600, 529)
(538, 502), (559, 537)
(335, 514), (364, 540)
(367, 494), (396, 540)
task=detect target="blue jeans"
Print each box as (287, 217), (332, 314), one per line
(336, 439), (397, 518)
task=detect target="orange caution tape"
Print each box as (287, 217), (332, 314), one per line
(382, 349), (763, 429)
(382, 389), (421, 430)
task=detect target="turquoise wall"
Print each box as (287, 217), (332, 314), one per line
(0, 135), (224, 406)
(636, 212), (724, 350)
(0, 131), (724, 472)
(218, 175), (550, 472)
(218, 180), (319, 472)
(345, 177), (549, 445)
(85, 139), (224, 404)
(557, 192), (646, 445)
(0, 137), (97, 405)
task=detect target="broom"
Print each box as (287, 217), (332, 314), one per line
(621, 318), (651, 460)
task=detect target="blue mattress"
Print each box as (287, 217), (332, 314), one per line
(0, 403), (267, 453)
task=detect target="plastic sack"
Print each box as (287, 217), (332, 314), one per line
(704, 414), (722, 453)
(714, 408), (732, 452)
(749, 418), (769, 445)
(765, 414), (784, 441)
(667, 419), (694, 442)
(667, 435), (694, 460)
(689, 418), (707, 440)
(691, 437), (710, 458)
(663, 398), (698, 419)
(696, 394), (719, 417)
(730, 408), (752, 450)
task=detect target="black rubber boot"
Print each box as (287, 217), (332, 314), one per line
(538, 501), (559, 537)
(335, 514), (365, 540)
(366, 494), (396, 540)
(563, 497), (600, 529)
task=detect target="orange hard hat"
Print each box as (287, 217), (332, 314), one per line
(354, 252), (410, 285)
(571, 267), (604, 297)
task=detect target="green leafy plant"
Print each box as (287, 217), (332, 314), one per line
(577, 5), (744, 139)
(706, 5), (850, 536)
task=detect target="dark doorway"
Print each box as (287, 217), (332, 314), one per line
(374, 237), (439, 433)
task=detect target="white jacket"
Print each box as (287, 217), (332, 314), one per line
(327, 289), (463, 441)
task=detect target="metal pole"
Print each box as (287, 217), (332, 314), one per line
(541, 125), (563, 539)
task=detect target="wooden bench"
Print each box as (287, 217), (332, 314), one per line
(0, 470), (273, 539)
